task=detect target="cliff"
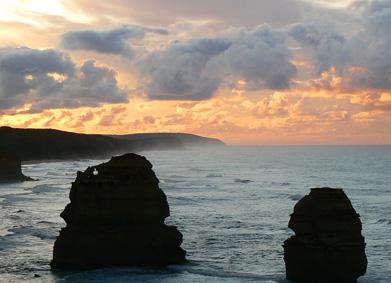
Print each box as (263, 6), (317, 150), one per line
(113, 133), (226, 148)
(0, 126), (125, 161)
(0, 126), (225, 161)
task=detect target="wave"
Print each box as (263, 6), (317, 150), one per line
(0, 228), (13, 237)
(206, 174), (223, 178)
(188, 168), (210, 172)
(170, 196), (198, 204)
(289, 194), (302, 201)
(172, 262), (287, 282)
(234, 179), (253, 184)
(376, 219), (391, 225)
(9, 226), (57, 240)
(29, 184), (64, 194)
(161, 178), (186, 184)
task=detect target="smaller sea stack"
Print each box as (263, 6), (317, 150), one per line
(284, 188), (367, 283)
(51, 153), (186, 269)
(0, 157), (31, 182)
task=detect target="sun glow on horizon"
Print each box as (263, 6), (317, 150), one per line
(0, 0), (92, 28)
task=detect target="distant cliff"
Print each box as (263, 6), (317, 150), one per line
(0, 127), (225, 161)
(111, 133), (226, 148)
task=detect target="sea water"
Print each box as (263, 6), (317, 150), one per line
(0, 146), (390, 283)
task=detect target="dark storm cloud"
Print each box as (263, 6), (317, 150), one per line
(138, 25), (296, 100)
(61, 26), (169, 58)
(0, 48), (128, 112)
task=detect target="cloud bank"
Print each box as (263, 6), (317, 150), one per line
(0, 48), (128, 113)
(138, 25), (297, 100)
(288, 0), (391, 91)
(136, 0), (391, 100)
(1, 0), (391, 116)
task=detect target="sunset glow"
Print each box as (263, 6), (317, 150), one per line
(0, 0), (390, 144)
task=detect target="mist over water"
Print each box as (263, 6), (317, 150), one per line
(0, 146), (390, 282)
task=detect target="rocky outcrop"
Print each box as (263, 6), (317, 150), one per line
(284, 188), (367, 283)
(51, 153), (186, 269)
(0, 157), (31, 182)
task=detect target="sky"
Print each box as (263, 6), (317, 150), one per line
(0, 0), (390, 145)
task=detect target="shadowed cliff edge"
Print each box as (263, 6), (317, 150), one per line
(51, 153), (186, 269)
(284, 188), (367, 283)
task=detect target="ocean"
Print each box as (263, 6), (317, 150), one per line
(0, 146), (390, 282)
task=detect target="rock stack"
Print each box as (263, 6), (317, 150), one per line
(0, 157), (31, 182)
(51, 153), (186, 269)
(284, 188), (367, 283)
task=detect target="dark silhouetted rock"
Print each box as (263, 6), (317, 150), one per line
(0, 157), (32, 182)
(284, 188), (367, 283)
(51, 153), (186, 269)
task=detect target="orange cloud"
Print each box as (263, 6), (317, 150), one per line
(2, 84), (390, 145)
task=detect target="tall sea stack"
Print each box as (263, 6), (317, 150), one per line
(51, 153), (186, 269)
(0, 157), (31, 182)
(284, 188), (367, 283)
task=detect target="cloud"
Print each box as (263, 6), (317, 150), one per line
(138, 24), (296, 100)
(2, 0), (390, 115)
(0, 48), (75, 76)
(221, 26), (297, 90)
(138, 37), (231, 100)
(61, 25), (169, 58)
(57, 0), (390, 97)
(352, 0), (391, 90)
(288, 23), (352, 74)
(72, 110), (95, 128)
(0, 47), (128, 113)
(288, 0), (391, 91)
(253, 93), (291, 118)
(0, 47), (74, 110)
(28, 60), (128, 112)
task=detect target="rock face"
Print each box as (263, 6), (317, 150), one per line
(284, 188), (367, 283)
(51, 153), (186, 269)
(0, 158), (31, 182)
